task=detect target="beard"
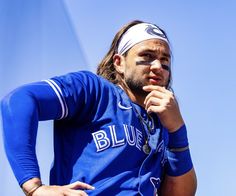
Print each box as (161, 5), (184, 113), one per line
(125, 77), (149, 97)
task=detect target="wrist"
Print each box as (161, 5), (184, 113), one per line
(166, 119), (184, 133)
(22, 178), (42, 196)
(168, 124), (188, 149)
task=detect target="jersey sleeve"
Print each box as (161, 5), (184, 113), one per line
(1, 71), (104, 186)
(1, 80), (69, 186)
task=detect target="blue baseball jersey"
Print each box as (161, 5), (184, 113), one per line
(1, 71), (169, 195)
(46, 71), (169, 195)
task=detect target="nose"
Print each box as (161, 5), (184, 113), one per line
(150, 59), (162, 70)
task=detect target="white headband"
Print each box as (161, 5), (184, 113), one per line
(117, 23), (169, 55)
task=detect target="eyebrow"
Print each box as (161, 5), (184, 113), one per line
(139, 49), (171, 58)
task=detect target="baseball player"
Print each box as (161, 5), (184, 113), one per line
(1, 20), (197, 195)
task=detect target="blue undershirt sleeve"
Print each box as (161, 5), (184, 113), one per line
(1, 81), (62, 186)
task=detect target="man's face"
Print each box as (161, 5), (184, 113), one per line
(121, 39), (171, 96)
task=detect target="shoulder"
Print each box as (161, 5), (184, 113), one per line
(52, 70), (112, 86)
(49, 70), (120, 98)
(77, 71), (118, 91)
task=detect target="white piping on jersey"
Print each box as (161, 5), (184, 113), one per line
(43, 79), (68, 119)
(118, 101), (132, 110)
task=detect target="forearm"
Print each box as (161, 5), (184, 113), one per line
(160, 168), (197, 196)
(1, 88), (41, 185)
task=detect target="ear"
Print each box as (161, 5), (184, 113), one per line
(113, 54), (125, 74)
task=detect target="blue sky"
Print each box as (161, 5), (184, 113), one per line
(0, 0), (236, 195)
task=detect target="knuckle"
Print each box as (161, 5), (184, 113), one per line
(165, 99), (171, 105)
(169, 93), (174, 100)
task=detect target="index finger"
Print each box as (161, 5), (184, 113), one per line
(66, 181), (95, 190)
(143, 85), (166, 92)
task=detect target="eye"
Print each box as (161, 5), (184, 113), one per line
(140, 53), (154, 60)
(161, 64), (170, 71)
(160, 57), (170, 65)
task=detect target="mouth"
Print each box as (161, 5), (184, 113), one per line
(148, 76), (163, 85)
